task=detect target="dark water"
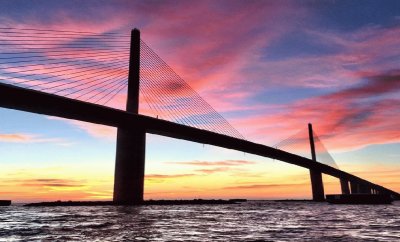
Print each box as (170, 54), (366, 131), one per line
(1, 201), (399, 241)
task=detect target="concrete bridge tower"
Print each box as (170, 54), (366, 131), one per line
(113, 29), (146, 205)
(308, 123), (325, 201)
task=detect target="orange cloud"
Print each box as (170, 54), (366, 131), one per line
(224, 183), (306, 190)
(195, 167), (231, 174)
(0, 132), (68, 144)
(0, 133), (36, 142)
(166, 159), (258, 174)
(145, 174), (195, 180)
(169, 160), (256, 166)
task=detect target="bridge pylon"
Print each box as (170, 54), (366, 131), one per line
(340, 179), (350, 194)
(113, 29), (146, 205)
(308, 123), (325, 201)
(350, 182), (359, 194)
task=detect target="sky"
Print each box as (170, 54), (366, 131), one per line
(0, 0), (399, 202)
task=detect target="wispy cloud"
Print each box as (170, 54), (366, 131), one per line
(167, 159), (257, 174)
(0, 132), (69, 145)
(195, 167), (231, 174)
(17, 178), (86, 189)
(223, 183), (307, 190)
(168, 160), (256, 166)
(0, 133), (39, 142)
(145, 173), (196, 184)
(145, 174), (196, 180)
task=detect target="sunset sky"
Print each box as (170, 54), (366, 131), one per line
(0, 0), (399, 202)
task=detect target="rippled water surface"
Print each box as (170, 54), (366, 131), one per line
(1, 201), (399, 241)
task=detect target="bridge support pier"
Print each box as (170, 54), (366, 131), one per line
(308, 123), (325, 201)
(340, 179), (350, 194)
(113, 28), (145, 205)
(359, 184), (371, 194)
(350, 182), (359, 194)
(113, 128), (146, 204)
(310, 169), (325, 201)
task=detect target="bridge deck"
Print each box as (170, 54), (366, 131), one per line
(1, 83), (399, 199)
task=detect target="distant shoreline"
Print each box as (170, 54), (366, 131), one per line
(24, 199), (249, 207)
(13, 199), (323, 207)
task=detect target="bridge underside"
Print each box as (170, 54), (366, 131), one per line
(1, 83), (399, 202)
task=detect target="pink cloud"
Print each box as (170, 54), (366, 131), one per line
(2, 1), (302, 129)
(136, 7), (400, 145)
(132, 1), (308, 115)
(235, 71), (400, 151)
(1, 1), (398, 154)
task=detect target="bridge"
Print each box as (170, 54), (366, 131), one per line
(0, 28), (399, 204)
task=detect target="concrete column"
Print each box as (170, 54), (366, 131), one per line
(308, 123), (325, 201)
(310, 169), (325, 201)
(113, 29), (145, 205)
(350, 182), (359, 194)
(359, 184), (372, 194)
(340, 179), (350, 194)
(113, 128), (146, 204)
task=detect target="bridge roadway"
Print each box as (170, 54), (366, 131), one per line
(1, 82), (399, 199)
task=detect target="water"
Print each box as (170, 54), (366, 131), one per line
(1, 201), (399, 241)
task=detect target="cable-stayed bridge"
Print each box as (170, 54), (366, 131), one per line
(0, 28), (398, 204)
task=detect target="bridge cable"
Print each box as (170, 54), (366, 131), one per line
(0, 27), (130, 108)
(139, 40), (245, 139)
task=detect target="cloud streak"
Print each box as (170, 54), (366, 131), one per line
(16, 178), (85, 188)
(169, 160), (256, 166)
(167, 159), (257, 174)
(223, 183), (307, 190)
(145, 174), (195, 180)
(0, 132), (68, 144)
(195, 167), (231, 174)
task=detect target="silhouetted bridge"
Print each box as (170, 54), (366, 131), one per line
(0, 28), (398, 204)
